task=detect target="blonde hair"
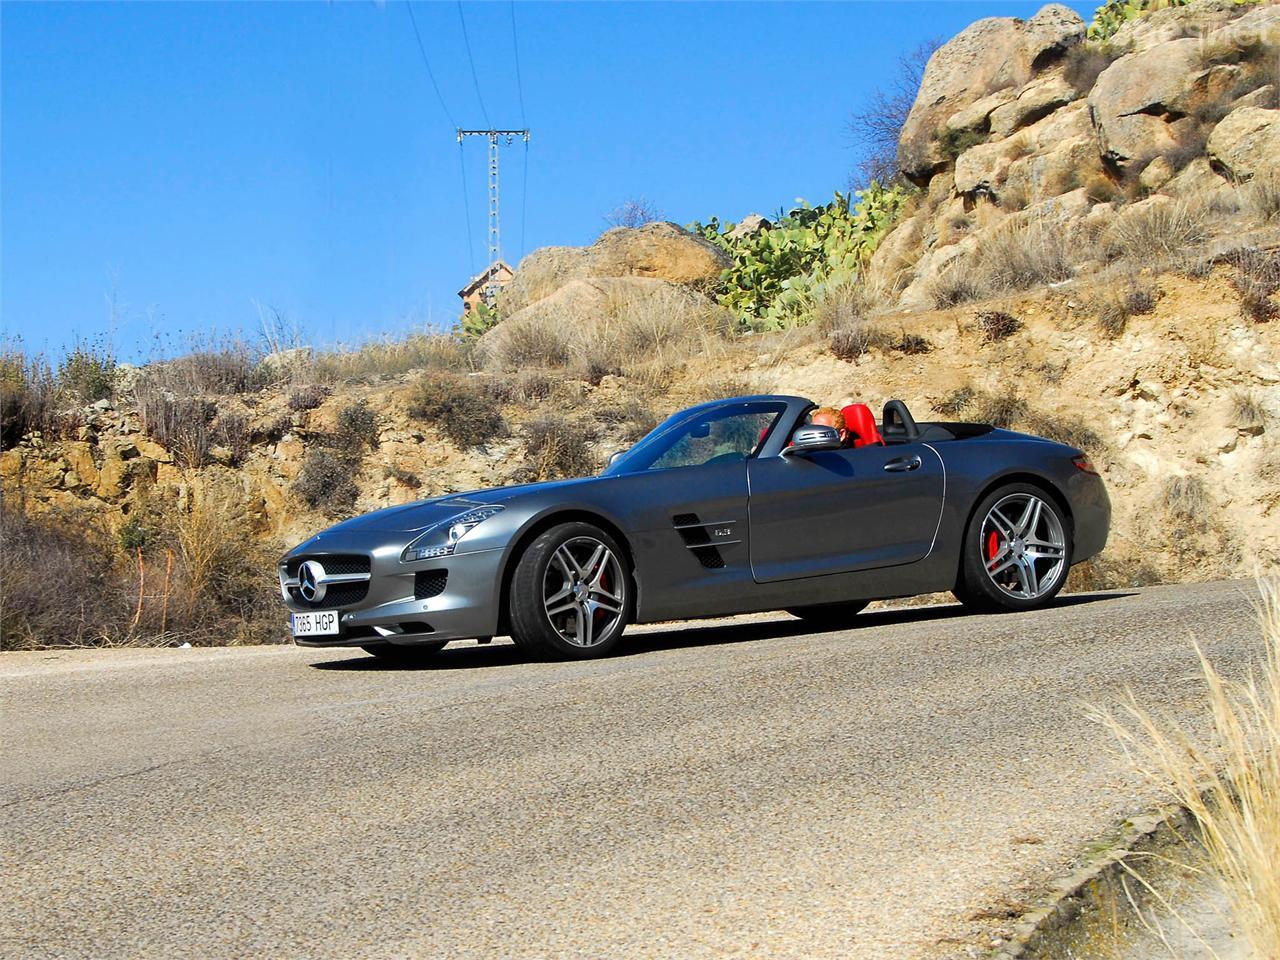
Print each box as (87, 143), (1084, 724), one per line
(810, 406), (846, 431)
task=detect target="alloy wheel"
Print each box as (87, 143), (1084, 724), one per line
(980, 493), (1067, 601)
(542, 536), (626, 648)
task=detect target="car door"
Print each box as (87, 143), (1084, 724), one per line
(746, 441), (945, 583)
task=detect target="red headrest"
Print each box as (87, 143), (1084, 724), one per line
(842, 403), (884, 448)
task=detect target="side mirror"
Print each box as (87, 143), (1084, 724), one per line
(783, 424), (842, 455)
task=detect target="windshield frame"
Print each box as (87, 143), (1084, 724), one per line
(600, 398), (792, 476)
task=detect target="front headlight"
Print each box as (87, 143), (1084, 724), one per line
(401, 506), (504, 562)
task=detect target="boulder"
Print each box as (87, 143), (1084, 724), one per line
(481, 276), (715, 370)
(898, 4), (1086, 184)
(988, 74), (1079, 138)
(728, 214), (771, 239)
(502, 222), (730, 312)
(945, 88), (1018, 136)
(1109, 0), (1258, 53)
(1207, 106), (1280, 181)
(1139, 156), (1175, 193)
(954, 101), (1092, 197)
(1159, 157), (1229, 198)
(1088, 38), (1201, 172)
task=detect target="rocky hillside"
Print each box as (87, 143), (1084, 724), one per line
(2, 0), (1278, 648)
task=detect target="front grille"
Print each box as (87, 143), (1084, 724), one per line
(284, 555), (370, 577)
(415, 570), (448, 600)
(285, 554), (371, 608)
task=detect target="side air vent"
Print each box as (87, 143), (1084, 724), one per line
(415, 570), (448, 600)
(671, 513), (738, 570)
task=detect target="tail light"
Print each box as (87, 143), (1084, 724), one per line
(1072, 454), (1099, 476)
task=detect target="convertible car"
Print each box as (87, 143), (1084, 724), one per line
(280, 395), (1109, 660)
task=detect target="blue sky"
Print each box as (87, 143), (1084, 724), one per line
(1, 1), (1092, 361)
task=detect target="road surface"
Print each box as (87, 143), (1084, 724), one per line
(0, 581), (1265, 959)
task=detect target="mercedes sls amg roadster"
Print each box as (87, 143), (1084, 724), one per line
(280, 395), (1109, 660)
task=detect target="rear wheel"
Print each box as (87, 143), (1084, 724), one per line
(361, 640), (448, 661)
(954, 483), (1072, 612)
(786, 600), (869, 628)
(509, 522), (632, 659)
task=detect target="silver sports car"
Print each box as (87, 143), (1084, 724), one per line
(280, 395), (1110, 660)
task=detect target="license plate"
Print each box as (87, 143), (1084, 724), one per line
(292, 610), (339, 637)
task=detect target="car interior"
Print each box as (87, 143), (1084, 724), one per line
(799, 399), (994, 448)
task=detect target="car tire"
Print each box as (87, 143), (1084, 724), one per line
(508, 521), (632, 660)
(361, 640), (448, 661)
(954, 482), (1073, 613)
(786, 600), (869, 628)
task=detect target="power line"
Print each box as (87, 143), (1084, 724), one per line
(510, 1), (527, 127)
(403, 1), (457, 130)
(458, 142), (477, 273)
(456, 2), (491, 129)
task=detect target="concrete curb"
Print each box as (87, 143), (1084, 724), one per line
(989, 803), (1197, 959)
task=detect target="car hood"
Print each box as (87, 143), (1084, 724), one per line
(308, 475), (604, 537)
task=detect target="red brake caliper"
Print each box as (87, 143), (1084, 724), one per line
(986, 530), (1001, 565)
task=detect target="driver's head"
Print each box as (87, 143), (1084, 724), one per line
(810, 407), (850, 446)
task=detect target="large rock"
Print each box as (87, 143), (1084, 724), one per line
(501, 222), (730, 313)
(481, 277), (716, 370)
(898, 4), (1086, 184)
(953, 101), (1093, 198)
(1207, 106), (1280, 181)
(988, 74), (1079, 138)
(1088, 38), (1201, 172)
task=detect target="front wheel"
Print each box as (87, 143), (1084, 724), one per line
(954, 483), (1072, 612)
(786, 600), (869, 628)
(508, 522), (632, 659)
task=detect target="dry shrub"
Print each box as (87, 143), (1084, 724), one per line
(1242, 170), (1280, 222)
(1064, 41), (1123, 93)
(587, 285), (731, 378)
(138, 395), (216, 468)
(0, 505), (129, 649)
(930, 214), (1079, 307)
(1093, 579), (1280, 959)
(211, 410), (252, 465)
(167, 480), (275, 636)
(1231, 389), (1268, 431)
(1104, 197), (1209, 262)
(1093, 281), (1158, 338)
(287, 384), (330, 411)
(594, 398), (658, 443)
(1162, 474), (1211, 539)
(315, 332), (471, 383)
(1066, 550), (1162, 591)
(1228, 248), (1280, 322)
(521, 414), (598, 481)
(294, 449), (360, 517)
(830, 320), (893, 362)
(485, 317), (571, 369)
(515, 369), (556, 401)
(975, 310), (1023, 342)
(335, 399), (379, 453)
(384, 465), (422, 489)
(57, 339), (116, 403)
(407, 371), (504, 449)
(1023, 412), (1103, 452)
(1085, 173), (1121, 204)
(970, 389), (1028, 429)
(138, 335), (266, 398)
(932, 385), (976, 417)
(0, 350), (80, 448)
(894, 331), (933, 354)
(997, 179), (1031, 213)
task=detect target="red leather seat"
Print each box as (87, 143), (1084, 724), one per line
(842, 403), (885, 448)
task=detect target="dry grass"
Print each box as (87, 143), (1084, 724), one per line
(314, 332), (472, 383)
(1092, 280), (1159, 338)
(334, 399), (380, 453)
(1228, 248), (1280, 323)
(1064, 40), (1123, 93)
(593, 398), (658, 443)
(1241, 170), (1280, 223)
(0, 349), (81, 448)
(1093, 579), (1280, 959)
(520, 414), (599, 481)
(932, 384), (977, 417)
(1231, 390), (1268, 432)
(1104, 198), (1210, 263)
(286, 384), (330, 412)
(929, 214), (1079, 307)
(830, 319), (894, 362)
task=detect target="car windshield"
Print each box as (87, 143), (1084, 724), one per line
(603, 402), (786, 474)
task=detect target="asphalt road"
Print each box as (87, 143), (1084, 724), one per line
(0, 580), (1266, 960)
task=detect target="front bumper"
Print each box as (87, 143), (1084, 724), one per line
(283, 545), (506, 648)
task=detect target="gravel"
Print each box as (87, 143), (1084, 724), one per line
(0, 580), (1265, 959)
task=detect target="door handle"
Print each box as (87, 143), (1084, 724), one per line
(883, 455), (922, 472)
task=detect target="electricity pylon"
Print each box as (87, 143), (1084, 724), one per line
(457, 128), (530, 288)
